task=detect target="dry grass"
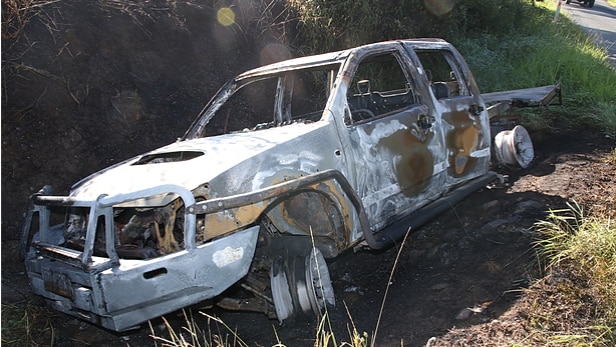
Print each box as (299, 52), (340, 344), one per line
(0, 300), (56, 346)
(425, 200), (615, 347)
(534, 202), (616, 337)
(149, 309), (374, 347)
(1, 0), (58, 39)
(149, 310), (251, 347)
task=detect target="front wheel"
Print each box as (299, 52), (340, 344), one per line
(302, 247), (336, 315)
(587, 0), (594, 7)
(270, 247), (335, 322)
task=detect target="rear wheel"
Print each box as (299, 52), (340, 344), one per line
(270, 247), (335, 322)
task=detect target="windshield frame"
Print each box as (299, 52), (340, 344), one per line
(182, 61), (343, 140)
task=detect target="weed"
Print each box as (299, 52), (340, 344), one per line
(607, 148), (616, 165)
(149, 310), (250, 347)
(533, 202), (616, 346)
(2, 0), (39, 39)
(149, 308), (376, 347)
(1, 300), (56, 346)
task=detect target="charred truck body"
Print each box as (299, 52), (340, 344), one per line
(21, 39), (560, 331)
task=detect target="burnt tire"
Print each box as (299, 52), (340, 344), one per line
(270, 247), (335, 323)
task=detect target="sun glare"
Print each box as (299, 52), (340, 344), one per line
(423, 0), (455, 16)
(217, 7), (235, 27)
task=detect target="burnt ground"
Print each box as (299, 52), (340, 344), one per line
(1, 131), (614, 347)
(2, 1), (616, 346)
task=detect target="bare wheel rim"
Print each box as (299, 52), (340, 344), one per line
(304, 247), (335, 315)
(494, 125), (534, 168)
(511, 125), (534, 168)
(270, 256), (294, 322)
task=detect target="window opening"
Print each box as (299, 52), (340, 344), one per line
(415, 50), (468, 99)
(198, 65), (337, 137)
(205, 78), (278, 136)
(346, 53), (417, 124)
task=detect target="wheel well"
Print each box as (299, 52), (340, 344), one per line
(259, 188), (348, 259)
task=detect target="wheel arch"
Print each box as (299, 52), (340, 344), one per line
(188, 169), (369, 255)
(260, 186), (349, 258)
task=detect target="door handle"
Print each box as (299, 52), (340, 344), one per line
(469, 104), (484, 116)
(417, 114), (435, 130)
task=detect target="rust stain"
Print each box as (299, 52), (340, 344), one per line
(197, 179), (351, 251)
(443, 109), (473, 125)
(443, 109), (480, 176)
(446, 125), (479, 176)
(380, 129), (434, 196)
(200, 204), (263, 242)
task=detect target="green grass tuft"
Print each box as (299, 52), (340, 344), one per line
(533, 202), (616, 345)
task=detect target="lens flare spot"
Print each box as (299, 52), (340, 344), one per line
(217, 7), (235, 27)
(423, 0), (455, 16)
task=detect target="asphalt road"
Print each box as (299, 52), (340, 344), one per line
(561, 0), (616, 66)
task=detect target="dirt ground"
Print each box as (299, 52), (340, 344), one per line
(2, 130), (614, 347)
(2, 1), (615, 346)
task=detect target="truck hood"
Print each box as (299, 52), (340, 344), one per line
(69, 123), (324, 201)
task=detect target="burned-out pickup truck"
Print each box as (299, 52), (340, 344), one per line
(21, 39), (560, 331)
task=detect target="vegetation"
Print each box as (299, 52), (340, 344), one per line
(149, 311), (250, 347)
(290, 0), (616, 137)
(149, 310), (372, 347)
(454, 3), (615, 138)
(532, 203), (616, 346)
(1, 300), (56, 346)
(1, 0), (41, 39)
